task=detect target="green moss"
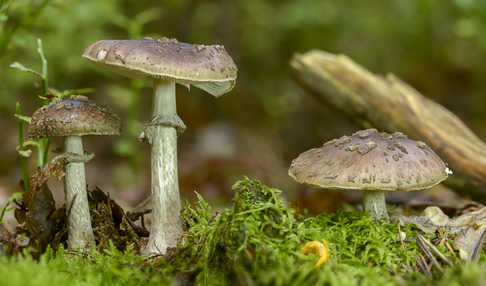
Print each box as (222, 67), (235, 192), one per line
(1, 177), (485, 285)
(175, 177), (419, 285)
(176, 177), (486, 285)
(0, 245), (172, 286)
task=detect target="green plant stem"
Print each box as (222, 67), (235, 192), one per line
(37, 138), (50, 168)
(16, 103), (30, 192)
(36, 38), (50, 168)
(37, 38), (48, 96)
(19, 156), (29, 191)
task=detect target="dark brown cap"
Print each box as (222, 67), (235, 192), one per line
(82, 37), (237, 97)
(28, 96), (121, 139)
(289, 129), (450, 191)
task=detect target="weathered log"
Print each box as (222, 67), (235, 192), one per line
(290, 50), (486, 201)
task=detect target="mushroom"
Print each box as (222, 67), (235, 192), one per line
(288, 129), (451, 220)
(28, 95), (121, 249)
(82, 37), (237, 255)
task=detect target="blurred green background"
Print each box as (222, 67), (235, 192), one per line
(1, 0), (485, 211)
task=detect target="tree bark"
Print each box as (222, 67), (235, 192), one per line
(290, 50), (486, 201)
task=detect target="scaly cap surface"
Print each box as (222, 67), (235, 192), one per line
(83, 37), (237, 97)
(289, 129), (449, 191)
(28, 96), (121, 139)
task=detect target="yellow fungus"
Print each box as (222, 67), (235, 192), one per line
(301, 239), (330, 268)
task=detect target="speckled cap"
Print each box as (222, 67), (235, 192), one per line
(289, 129), (450, 191)
(28, 96), (121, 139)
(82, 37), (237, 97)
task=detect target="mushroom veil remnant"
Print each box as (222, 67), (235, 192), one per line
(289, 129), (450, 220)
(28, 96), (121, 249)
(83, 37), (237, 255)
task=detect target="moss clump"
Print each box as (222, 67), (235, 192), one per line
(176, 177), (299, 285)
(175, 177), (428, 285)
(1, 177), (485, 285)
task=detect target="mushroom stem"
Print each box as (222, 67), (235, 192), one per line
(64, 135), (95, 249)
(144, 78), (182, 255)
(363, 190), (389, 221)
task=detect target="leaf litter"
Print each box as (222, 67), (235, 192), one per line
(1, 152), (146, 257)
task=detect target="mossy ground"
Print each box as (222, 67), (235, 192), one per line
(1, 177), (485, 286)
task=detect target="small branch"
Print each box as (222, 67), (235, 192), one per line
(445, 240), (458, 261)
(416, 254), (431, 276)
(416, 235), (443, 272)
(419, 234), (453, 267)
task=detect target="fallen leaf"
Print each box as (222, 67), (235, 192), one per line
(395, 206), (486, 261)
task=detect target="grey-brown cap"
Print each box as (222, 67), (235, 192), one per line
(28, 96), (121, 139)
(82, 37), (237, 97)
(289, 129), (450, 191)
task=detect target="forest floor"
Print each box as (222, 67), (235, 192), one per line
(0, 177), (485, 286)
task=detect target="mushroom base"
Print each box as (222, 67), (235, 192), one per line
(363, 190), (389, 221)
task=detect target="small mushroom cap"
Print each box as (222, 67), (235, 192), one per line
(289, 129), (449, 191)
(28, 96), (121, 139)
(82, 37), (237, 97)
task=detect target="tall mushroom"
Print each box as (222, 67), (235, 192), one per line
(289, 129), (451, 220)
(28, 96), (121, 249)
(82, 37), (237, 255)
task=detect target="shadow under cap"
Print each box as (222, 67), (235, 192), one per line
(28, 97), (121, 139)
(289, 129), (449, 191)
(82, 37), (238, 97)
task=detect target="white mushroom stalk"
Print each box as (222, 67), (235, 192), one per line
(363, 191), (388, 221)
(64, 135), (95, 249)
(143, 79), (184, 254)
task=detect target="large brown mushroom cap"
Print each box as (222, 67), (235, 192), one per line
(289, 129), (449, 191)
(28, 96), (121, 139)
(82, 37), (237, 97)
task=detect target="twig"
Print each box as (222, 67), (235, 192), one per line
(401, 263), (414, 273)
(419, 234), (453, 267)
(437, 227), (446, 246)
(417, 235), (443, 272)
(420, 254), (432, 274)
(123, 212), (149, 237)
(437, 226), (459, 260)
(445, 240), (458, 260)
(416, 254), (431, 276)
(141, 215), (146, 230)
